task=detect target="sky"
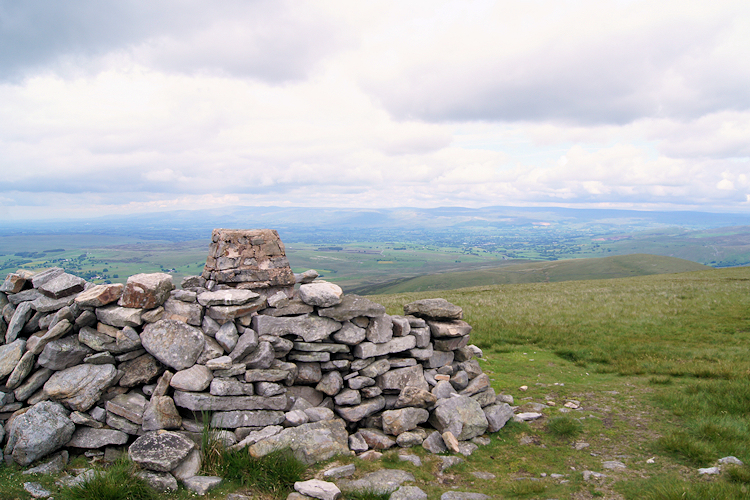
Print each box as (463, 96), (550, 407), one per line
(1, 0), (749, 220)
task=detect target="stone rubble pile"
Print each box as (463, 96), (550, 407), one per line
(0, 229), (513, 493)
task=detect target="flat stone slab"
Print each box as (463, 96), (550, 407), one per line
(248, 419), (350, 465)
(67, 428), (129, 448)
(183, 475), (223, 495)
(338, 469), (415, 494)
(318, 294), (386, 321)
(440, 493), (490, 500)
(404, 299), (463, 320)
(129, 431), (195, 472)
(173, 391), (288, 411)
(294, 479), (342, 500)
(197, 289), (259, 307)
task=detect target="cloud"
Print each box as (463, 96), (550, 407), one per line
(356, 0), (750, 125)
(0, 0), (349, 83)
(1, 1), (749, 219)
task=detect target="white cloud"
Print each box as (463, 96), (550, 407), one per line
(1, 0), (749, 219)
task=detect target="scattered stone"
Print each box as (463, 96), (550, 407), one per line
(338, 469), (415, 495)
(698, 466), (721, 475)
(514, 412), (543, 422)
(439, 455), (464, 471)
(583, 470), (606, 481)
(294, 479), (341, 500)
(391, 486), (428, 500)
(602, 460), (627, 469)
(398, 454), (422, 466)
(440, 493), (490, 500)
(719, 456), (744, 466)
(22, 451), (69, 475)
(323, 463), (356, 478)
(135, 470), (178, 492)
(183, 476), (223, 495)
(24, 482), (53, 499)
(471, 471), (496, 480)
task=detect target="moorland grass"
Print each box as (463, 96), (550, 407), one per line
(372, 266), (750, 468)
(56, 458), (158, 500)
(217, 448), (307, 496)
(546, 416), (583, 440)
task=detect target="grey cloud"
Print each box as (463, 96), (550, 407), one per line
(0, 0), (348, 82)
(364, 15), (750, 126)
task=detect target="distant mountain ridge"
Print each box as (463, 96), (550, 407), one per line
(3, 205), (750, 241)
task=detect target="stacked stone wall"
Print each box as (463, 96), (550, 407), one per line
(0, 229), (513, 486)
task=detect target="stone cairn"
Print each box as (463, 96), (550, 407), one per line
(0, 229), (514, 493)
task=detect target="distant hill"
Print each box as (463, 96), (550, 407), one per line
(353, 254), (712, 295)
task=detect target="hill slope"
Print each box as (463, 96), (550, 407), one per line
(354, 254), (711, 294)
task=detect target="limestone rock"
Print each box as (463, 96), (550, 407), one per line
(141, 319), (205, 371)
(335, 396), (385, 423)
(318, 295), (386, 321)
(0, 339), (25, 380)
(382, 408), (430, 436)
(197, 289), (259, 307)
(248, 418), (350, 464)
(6, 302), (33, 343)
(128, 431), (195, 472)
(484, 403), (514, 432)
(404, 298), (463, 320)
(377, 365), (429, 393)
(96, 305), (143, 328)
(135, 470), (178, 492)
(44, 363), (118, 412)
(118, 273), (173, 309)
(106, 392), (148, 424)
(38, 336), (92, 371)
(173, 391), (288, 411)
(75, 283), (124, 308)
(298, 282), (344, 308)
(183, 476), (222, 495)
(163, 298), (203, 326)
(38, 273), (86, 299)
(142, 396), (182, 431)
(67, 428), (129, 448)
(337, 469), (415, 495)
(170, 365), (213, 392)
(294, 479), (341, 500)
(117, 353), (162, 387)
(201, 229), (295, 288)
(6, 401), (75, 466)
(429, 396), (488, 440)
(428, 320), (472, 338)
(366, 315), (393, 344)
(252, 315), (342, 343)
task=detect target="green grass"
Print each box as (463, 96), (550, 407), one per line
(546, 416), (583, 440)
(218, 449), (307, 496)
(56, 459), (159, 500)
(361, 254), (709, 294)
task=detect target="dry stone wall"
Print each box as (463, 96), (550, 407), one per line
(0, 229), (513, 485)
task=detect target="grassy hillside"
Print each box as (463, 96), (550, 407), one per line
(355, 253), (711, 294)
(369, 266), (750, 498)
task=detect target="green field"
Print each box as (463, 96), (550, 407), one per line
(353, 253), (711, 294)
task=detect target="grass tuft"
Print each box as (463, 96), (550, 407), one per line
(726, 465), (750, 484)
(220, 448), (307, 495)
(342, 490), (391, 500)
(657, 431), (714, 466)
(546, 416), (583, 439)
(56, 458), (158, 500)
(507, 479), (547, 497)
(199, 411), (225, 476)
